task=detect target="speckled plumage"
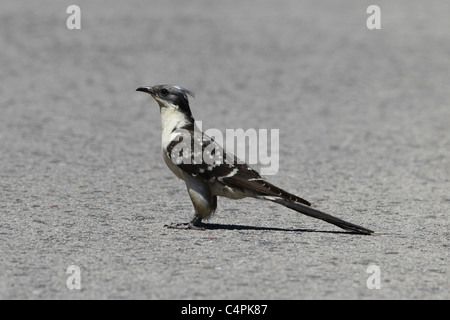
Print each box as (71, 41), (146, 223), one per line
(137, 85), (373, 234)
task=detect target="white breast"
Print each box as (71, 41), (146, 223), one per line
(159, 105), (191, 181)
(162, 149), (185, 180)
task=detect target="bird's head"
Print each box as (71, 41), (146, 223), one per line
(136, 84), (195, 118)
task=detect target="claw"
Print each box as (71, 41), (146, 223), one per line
(164, 216), (205, 230)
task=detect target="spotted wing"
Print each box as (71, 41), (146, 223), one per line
(166, 125), (311, 206)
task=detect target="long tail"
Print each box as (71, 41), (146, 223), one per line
(264, 197), (374, 235)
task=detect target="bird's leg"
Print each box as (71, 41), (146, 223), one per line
(164, 216), (206, 230)
(163, 172), (215, 231)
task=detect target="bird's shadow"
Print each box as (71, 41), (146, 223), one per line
(186, 222), (370, 235)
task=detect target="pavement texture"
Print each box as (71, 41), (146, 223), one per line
(0, 0), (448, 299)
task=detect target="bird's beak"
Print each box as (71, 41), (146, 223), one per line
(136, 86), (155, 95)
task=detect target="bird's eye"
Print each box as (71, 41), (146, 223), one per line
(160, 88), (169, 96)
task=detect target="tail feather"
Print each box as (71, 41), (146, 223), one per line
(267, 197), (373, 235)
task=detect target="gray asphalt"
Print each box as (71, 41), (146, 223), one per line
(0, 0), (448, 299)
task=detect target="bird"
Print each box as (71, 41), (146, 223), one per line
(136, 84), (374, 235)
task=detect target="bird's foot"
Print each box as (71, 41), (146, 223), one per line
(164, 222), (206, 230)
(164, 217), (205, 230)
